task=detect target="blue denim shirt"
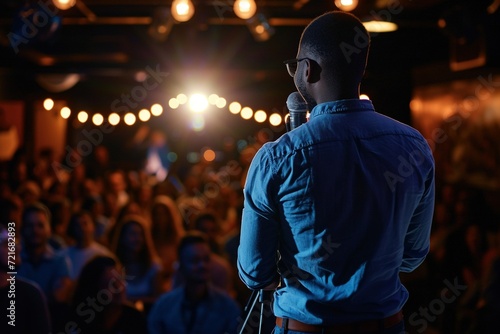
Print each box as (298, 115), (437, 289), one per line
(238, 99), (435, 325)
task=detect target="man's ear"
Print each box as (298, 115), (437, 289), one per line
(305, 59), (321, 84)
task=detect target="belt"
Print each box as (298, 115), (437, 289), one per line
(276, 311), (403, 333)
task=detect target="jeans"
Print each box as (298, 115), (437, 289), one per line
(272, 320), (405, 334)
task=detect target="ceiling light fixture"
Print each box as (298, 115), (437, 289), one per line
(171, 0), (195, 23)
(334, 0), (358, 12)
(234, 0), (257, 20)
(52, 0), (76, 10)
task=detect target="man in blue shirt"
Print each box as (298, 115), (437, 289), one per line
(237, 11), (435, 334)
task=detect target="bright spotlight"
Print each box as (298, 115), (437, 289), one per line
(216, 97), (227, 108)
(229, 102), (242, 114)
(43, 98), (54, 111)
(92, 113), (104, 126)
(108, 113), (120, 125)
(269, 113), (282, 126)
(189, 94), (208, 113)
(124, 113), (136, 125)
(359, 94), (370, 100)
(240, 107), (253, 120)
(60, 107), (71, 119)
(254, 110), (267, 123)
(77, 111), (88, 123)
(139, 109), (151, 122)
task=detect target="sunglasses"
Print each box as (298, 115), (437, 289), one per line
(283, 58), (309, 77)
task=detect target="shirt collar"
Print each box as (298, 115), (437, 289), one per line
(309, 99), (375, 120)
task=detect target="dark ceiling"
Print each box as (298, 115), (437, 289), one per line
(0, 0), (499, 158)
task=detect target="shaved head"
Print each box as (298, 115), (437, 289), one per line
(299, 11), (370, 86)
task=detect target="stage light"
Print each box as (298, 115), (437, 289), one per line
(108, 113), (120, 125)
(52, 0), (76, 10)
(139, 109), (151, 122)
(216, 97), (227, 108)
(43, 98), (54, 111)
(247, 13), (275, 42)
(189, 94), (208, 113)
(363, 19), (398, 32)
(241, 107), (253, 120)
(177, 93), (188, 104)
(60, 107), (71, 119)
(92, 113), (104, 126)
(77, 111), (88, 123)
(171, 0), (195, 23)
(169, 98), (180, 109)
(269, 113), (282, 126)
(254, 110), (267, 123)
(229, 102), (242, 114)
(334, 0), (358, 12)
(360, 94), (370, 100)
(124, 113), (136, 125)
(208, 94), (219, 105)
(151, 103), (163, 116)
(234, 0), (257, 19)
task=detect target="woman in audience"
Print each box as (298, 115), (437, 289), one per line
(150, 195), (185, 291)
(69, 255), (147, 333)
(110, 214), (163, 308)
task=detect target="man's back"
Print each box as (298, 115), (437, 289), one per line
(238, 99), (435, 324)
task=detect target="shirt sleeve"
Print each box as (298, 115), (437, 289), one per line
(237, 146), (281, 289)
(400, 161), (435, 273)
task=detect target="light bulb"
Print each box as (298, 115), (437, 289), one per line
(234, 0), (257, 20)
(52, 0), (76, 10)
(171, 0), (195, 22)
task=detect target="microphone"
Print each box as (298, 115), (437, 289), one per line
(285, 92), (308, 131)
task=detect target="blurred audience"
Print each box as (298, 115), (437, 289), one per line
(110, 214), (163, 307)
(63, 210), (113, 280)
(148, 231), (241, 334)
(68, 255), (147, 333)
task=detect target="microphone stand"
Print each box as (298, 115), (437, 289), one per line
(238, 289), (270, 334)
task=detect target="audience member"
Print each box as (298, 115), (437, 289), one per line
(17, 202), (72, 303)
(150, 194), (185, 289)
(110, 214), (163, 305)
(148, 231), (241, 334)
(63, 211), (113, 280)
(0, 224), (52, 334)
(68, 255), (148, 333)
